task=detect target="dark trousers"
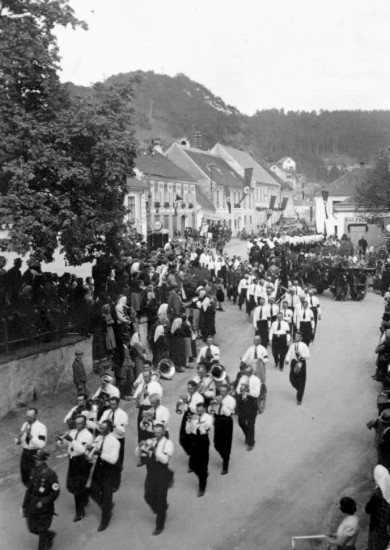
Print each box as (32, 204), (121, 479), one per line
(214, 415), (233, 470)
(272, 335), (288, 369)
(238, 289), (247, 309)
(289, 359), (307, 403)
(189, 434), (209, 491)
(256, 320), (269, 347)
(66, 455), (91, 517)
(21, 449), (38, 487)
(27, 513), (54, 550)
(246, 295), (255, 315)
(311, 308), (318, 340)
(113, 438), (125, 492)
(144, 463), (171, 530)
(90, 461), (116, 528)
(237, 396), (258, 447)
(299, 321), (312, 346)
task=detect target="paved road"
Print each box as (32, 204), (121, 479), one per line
(0, 240), (381, 550)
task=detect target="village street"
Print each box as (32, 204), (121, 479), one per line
(0, 241), (381, 550)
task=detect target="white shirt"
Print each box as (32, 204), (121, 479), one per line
(100, 407), (129, 439)
(186, 412), (213, 435)
(154, 404), (170, 430)
(133, 380), (163, 405)
(184, 391), (204, 413)
(63, 405), (90, 425)
(93, 383), (120, 400)
(269, 320), (291, 342)
(246, 283), (256, 299)
(284, 293), (301, 308)
(255, 284), (266, 302)
(93, 433), (120, 465)
(154, 436), (174, 464)
(280, 308), (293, 324)
(253, 304), (271, 328)
(197, 344), (220, 364)
(242, 344), (269, 364)
(238, 278), (249, 293)
(236, 374), (261, 398)
(66, 428), (93, 458)
(20, 420), (47, 450)
(307, 295), (322, 316)
(285, 342), (311, 363)
(214, 394), (236, 416)
(192, 374), (216, 399)
(294, 307), (315, 329)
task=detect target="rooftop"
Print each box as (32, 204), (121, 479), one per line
(216, 145), (280, 187)
(183, 148), (244, 188)
(196, 188), (215, 212)
(134, 150), (195, 182)
(316, 167), (374, 197)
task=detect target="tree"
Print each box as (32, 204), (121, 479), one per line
(355, 155), (390, 219)
(0, 0), (138, 264)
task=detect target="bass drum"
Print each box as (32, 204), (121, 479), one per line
(158, 358), (175, 380)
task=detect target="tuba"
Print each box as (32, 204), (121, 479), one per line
(210, 363), (227, 383)
(158, 358), (175, 380)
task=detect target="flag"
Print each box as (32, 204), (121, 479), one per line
(323, 220), (327, 237)
(224, 186), (231, 214)
(269, 195), (277, 210)
(243, 167), (253, 194)
(280, 197), (288, 211)
(276, 247), (289, 302)
(175, 194), (183, 201)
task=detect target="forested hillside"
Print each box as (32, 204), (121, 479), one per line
(67, 71), (390, 182)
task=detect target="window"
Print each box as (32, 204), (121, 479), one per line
(244, 215), (247, 225)
(163, 215), (170, 229)
(249, 215), (252, 225)
(128, 196), (135, 221)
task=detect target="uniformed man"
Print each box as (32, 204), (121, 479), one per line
(22, 449), (59, 550)
(211, 383), (236, 474)
(253, 298), (271, 347)
(140, 422), (174, 535)
(285, 331), (311, 405)
(192, 363), (216, 407)
(100, 396), (128, 491)
(92, 375), (120, 400)
(63, 393), (90, 430)
(197, 335), (220, 371)
(16, 408), (47, 486)
(61, 414), (93, 522)
(133, 369), (163, 442)
(88, 420), (120, 532)
(149, 394), (170, 436)
(294, 300), (315, 346)
(307, 288), (322, 340)
(241, 335), (268, 383)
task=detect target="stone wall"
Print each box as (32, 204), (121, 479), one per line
(0, 336), (93, 419)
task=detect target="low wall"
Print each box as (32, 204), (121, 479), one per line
(0, 336), (93, 419)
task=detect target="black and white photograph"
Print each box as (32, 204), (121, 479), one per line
(1, 1), (390, 549)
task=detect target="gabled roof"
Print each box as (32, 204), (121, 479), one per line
(215, 144), (280, 188)
(134, 150), (195, 182)
(196, 188), (215, 212)
(182, 149), (244, 188)
(277, 156), (295, 164)
(315, 167), (373, 197)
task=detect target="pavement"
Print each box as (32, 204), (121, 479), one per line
(0, 239), (382, 550)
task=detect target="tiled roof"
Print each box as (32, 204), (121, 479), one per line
(196, 188), (215, 212)
(183, 149), (244, 189)
(135, 150), (195, 181)
(315, 168), (373, 197)
(218, 145), (280, 187)
(277, 156), (294, 164)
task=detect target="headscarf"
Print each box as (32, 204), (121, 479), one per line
(171, 318), (182, 334)
(154, 325), (165, 343)
(374, 464), (390, 503)
(158, 303), (168, 318)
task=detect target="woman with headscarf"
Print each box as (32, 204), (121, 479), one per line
(168, 318), (186, 373)
(157, 303), (170, 329)
(130, 332), (150, 377)
(115, 295), (131, 338)
(326, 497), (359, 549)
(365, 465), (390, 550)
(101, 304), (116, 354)
(151, 325), (168, 370)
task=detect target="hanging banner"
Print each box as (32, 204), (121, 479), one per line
(224, 186), (232, 214)
(321, 190), (329, 219)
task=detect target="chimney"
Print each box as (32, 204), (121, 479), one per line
(151, 138), (163, 154)
(193, 131), (202, 150)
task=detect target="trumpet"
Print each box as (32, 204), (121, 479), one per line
(209, 395), (223, 414)
(175, 394), (189, 414)
(139, 437), (157, 458)
(239, 375), (250, 400)
(55, 430), (73, 446)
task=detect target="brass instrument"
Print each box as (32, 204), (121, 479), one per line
(140, 409), (155, 431)
(240, 374), (250, 400)
(175, 394), (189, 414)
(85, 442), (100, 488)
(139, 437), (157, 459)
(55, 430), (73, 447)
(209, 395), (223, 415)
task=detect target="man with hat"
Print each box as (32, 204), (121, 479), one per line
(71, 349), (87, 394)
(167, 281), (183, 321)
(22, 449), (59, 550)
(92, 375), (120, 400)
(16, 408), (48, 486)
(99, 396), (128, 491)
(140, 422), (174, 535)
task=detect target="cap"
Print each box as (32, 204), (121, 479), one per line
(34, 449), (50, 461)
(101, 375), (113, 384)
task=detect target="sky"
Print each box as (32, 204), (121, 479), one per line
(56, 0), (390, 115)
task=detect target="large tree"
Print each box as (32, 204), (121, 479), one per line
(355, 155), (390, 220)
(0, 0), (138, 264)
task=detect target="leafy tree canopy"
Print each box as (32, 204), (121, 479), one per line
(355, 156), (390, 216)
(0, 0), (138, 265)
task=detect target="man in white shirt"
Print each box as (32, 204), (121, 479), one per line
(63, 392), (90, 429)
(236, 365), (261, 451)
(212, 383), (236, 474)
(253, 297), (271, 347)
(192, 364), (216, 406)
(89, 420), (120, 532)
(93, 375), (120, 400)
(237, 275), (249, 310)
(294, 300), (315, 346)
(197, 336), (220, 370)
(285, 331), (311, 405)
(150, 394), (170, 436)
(241, 335), (268, 383)
(100, 397), (128, 491)
(61, 414), (93, 522)
(133, 370), (163, 441)
(185, 402), (213, 497)
(16, 408), (47, 486)
(141, 422), (174, 536)
(246, 278), (257, 315)
(307, 288), (322, 340)
(269, 312), (291, 370)
(280, 300), (293, 328)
